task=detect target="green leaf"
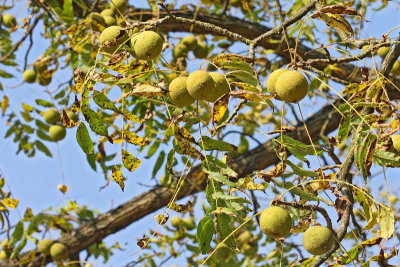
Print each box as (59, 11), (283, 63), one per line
(274, 135), (322, 163)
(287, 160), (318, 177)
(82, 108), (109, 137)
(379, 205), (395, 239)
(226, 70), (258, 87)
(196, 215), (215, 254)
(203, 169), (236, 188)
(279, 181), (319, 202)
(34, 140), (52, 157)
(86, 154), (97, 171)
(337, 111), (351, 142)
(215, 213), (237, 249)
(35, 99), (54, 107)
(76, 122), (94, 154)
(93, 91), (119, 112)
(10, 221), (24, 245)
(212, 192), (251, 204)
(152, 151), (165, 178)
(373, 150), (400, 167)
(10, 237), (27, 259)
(338, 245), (362, 264)
(62, 0), (74, 18)
(199, 136), (237, 151)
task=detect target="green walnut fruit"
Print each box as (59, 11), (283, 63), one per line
(377, 46), (390, 58)
(99, 26), (128, 53)
(103, 15), (116, 26)
(49, 125), (66, 142)
(391, 61), (400, 75)
(187, 70), (216, 100)
(50, 243), (68, 262)
(23, 69), (37, 83)
(0, 250), (8, 260)
(303, 226), (334, 255)
(180, 35), (198, 50)
(170, 217), (183, 228)
(168, 76), (195, 107)
(132, 31), (164, 60)
(0, 240), (8, 250)
(237, 231), (252, 243)
(101, 9), (115, 16)
(266, 68), (288, 97)
(183, 217), (195, 230)
(260, 206), (292, 238)
(193, 42), (208, 59)
(37, 75), (52, 86)
(89, 12), (106, 31)
(173, 43), (189, 58)
(38, 239), (54, 255)
(361, 45), (371, 53)
(275, 70), (308, 103)
(66, 110), (79, 122)
(110, 0), (127, 13)
(2, 14), (16, 28)
(206, 72), (229, 102)
(43, 109), (60, 124)
(391, 135), (400, 152)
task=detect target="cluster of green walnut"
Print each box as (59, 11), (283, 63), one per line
(168, 70), (230, 107)
(260, 206), (335, 255)
(21, 59), (53, 86)
(88, 0), (128, 31)
(42, 109), (78, 141)
(266, 69), (309, 103)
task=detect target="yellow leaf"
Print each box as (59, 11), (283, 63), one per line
(123, 132), (149, 146)
(360, 237), (382, 246)
(212, 93), (229, 123)
(121, 150), (141, 172)
(173, 137), (205, 160)
(122, 111), (143, 123)
(112, 165), (125, 191)
(311, 12), (353, 40)
(154, 214), (168, 225)
(1, 95), (9, 115)
(290, 219), (311, 233)
(57, 184), (69, 194)
(1, 198), (19, 209)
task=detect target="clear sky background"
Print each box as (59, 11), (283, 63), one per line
(1, 0), (400, 266)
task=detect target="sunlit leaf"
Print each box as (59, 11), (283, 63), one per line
(76, 122), (94, 154)
(199, 136), (237, 151)
(112, 165), (125, 191)
(121, 149), (141, 172)
(1, 198), (19, 209)
(196, 215), (215, 254)
(123, 132), (149, 146)
(213, 93), (229, 123)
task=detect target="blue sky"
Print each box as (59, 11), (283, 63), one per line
(1, 0), (400, 266)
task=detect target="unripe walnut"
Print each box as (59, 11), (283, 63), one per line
(266, 69), (288, 97)
(132, 31), (164, 60)
(168, 76), (195, 107)
(391, 135), (400, 152)
(193, 42), (208, 59)
(183, 217), (195, 230)
(173, 43), (189, 58)
(103, 16), (117, 26)
(37, 75), (52, 86)
(0, 250), (8, 260)
(43, 109), (60, 124)
(101, 9), (115, 16)
(377, 46), (390, 58)
(391, 61), (400, 75)
(38, 239), (54, 255)
(170, 217), (182, 228)
(302, 226), (334, 255)
(49, 125), (66, 142)
(187, 70), (216, 100)
(275, 70), (308, 103)
(110, 0), (127, 13)
(23, 69), (37, 83)
(2, 14), (16, 28)
(99, 26), (128, 53)
(50, 243), (68, 262)
(260, 206), (292, 238)
(181, 35), (198, 50)
(206, 72), (229, 102)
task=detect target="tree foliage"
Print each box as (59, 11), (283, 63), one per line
(0, 0), (400, 266)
